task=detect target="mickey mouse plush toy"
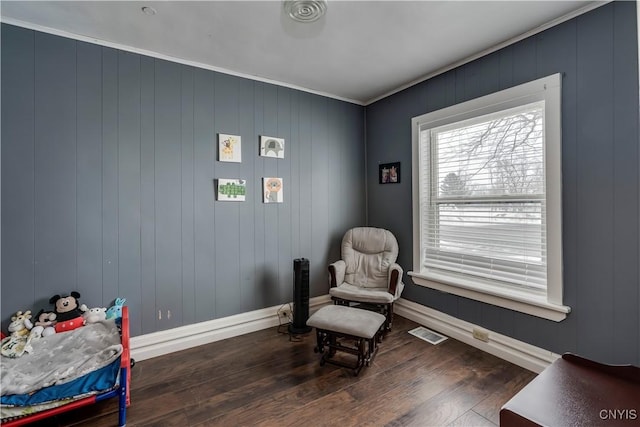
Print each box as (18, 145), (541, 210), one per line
(50, 292), (87, 333)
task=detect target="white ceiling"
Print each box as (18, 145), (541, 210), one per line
(1, 1), (605, 105)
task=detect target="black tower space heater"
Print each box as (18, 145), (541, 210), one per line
(289, 258), (312, 334)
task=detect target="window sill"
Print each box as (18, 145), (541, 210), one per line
(408, 271), (570, 322)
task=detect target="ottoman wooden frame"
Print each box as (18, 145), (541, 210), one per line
(307, 305), (386, 376)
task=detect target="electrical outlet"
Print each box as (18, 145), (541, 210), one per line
(472, 328), (489, 342)
(277, 306), (292, 319)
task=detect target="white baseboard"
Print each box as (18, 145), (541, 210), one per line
(394, 298), (560, 373)
(131, 295), (558, 372)
(130, 295), (331, 361)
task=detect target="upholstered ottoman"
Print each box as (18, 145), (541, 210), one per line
(306, 305), (386, 376)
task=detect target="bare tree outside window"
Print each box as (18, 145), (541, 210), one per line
(436, 107), (544, 197)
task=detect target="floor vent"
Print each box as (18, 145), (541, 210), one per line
(408, 326), (448, 345)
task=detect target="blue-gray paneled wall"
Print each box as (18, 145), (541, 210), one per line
(1, 24), (366, 336)
(366, 1), (640, 365)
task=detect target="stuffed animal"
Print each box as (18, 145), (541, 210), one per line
(83, 307), (107, 324)
(106, 298), (126, 320)
(49, 292), (87, 333)
(7, 310), (33, 338)
(29, 309), (57, 338)
(1, 310), (34, 358)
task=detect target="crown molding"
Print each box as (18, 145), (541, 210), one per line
(365, 1), (610, 105)
(0, 17), (365, 106)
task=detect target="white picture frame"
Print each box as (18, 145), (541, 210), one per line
(217, 179), (247, 201)
(218, 134), (242, 162)
(259, 136), (285, 158)
(263, 177), (283, 203)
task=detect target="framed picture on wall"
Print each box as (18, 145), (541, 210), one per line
(218, 134), (242, 162)
(217, 179), (247, 201)
(379, 162), (400, 184)
(263, 177), (283, 203)
(259, 136), (285, 158)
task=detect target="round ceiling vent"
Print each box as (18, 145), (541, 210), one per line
(283, 0), (327, 23)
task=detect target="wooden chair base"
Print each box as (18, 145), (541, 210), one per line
(313, 328), (382, 376)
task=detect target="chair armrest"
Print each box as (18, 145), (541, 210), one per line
(328, 260), (346, 288)
(388, 263), (404, 298)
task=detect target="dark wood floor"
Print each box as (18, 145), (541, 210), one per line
(32, 315), (535, 426)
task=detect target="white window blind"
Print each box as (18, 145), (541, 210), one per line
(420, 102), (547, 292)
(410, 74), (568, 321)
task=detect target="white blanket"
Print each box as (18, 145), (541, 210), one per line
(1, 320), (123, 396)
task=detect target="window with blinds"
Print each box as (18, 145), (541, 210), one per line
(421, 102), (547, 292)
(410, 74), (568, 320)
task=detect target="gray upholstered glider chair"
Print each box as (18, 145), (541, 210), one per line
(328, 227), (404, 330)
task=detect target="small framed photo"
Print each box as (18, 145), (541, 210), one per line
(218, 134), (242, 162)
(217, 179), (247, 201)
(379, 162), (400, 184)
(260, 136), (285, 158)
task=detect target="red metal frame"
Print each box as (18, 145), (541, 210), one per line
(3, 306), (131, 427)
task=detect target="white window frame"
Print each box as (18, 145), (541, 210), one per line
(409, 74), (570, 322)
